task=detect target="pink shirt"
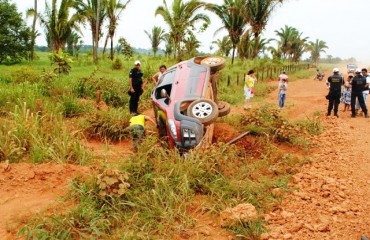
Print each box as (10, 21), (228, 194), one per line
(278, 74), (288, 82)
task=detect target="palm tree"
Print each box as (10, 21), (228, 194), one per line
(144, 26), (166, 56)
(75, 0), (108, 64)
(212, 36), (232, 57)
(245, 0), (283, 58)
(307, 39), (328, 66)
(26, 0), (39, 61)
(38, 0), (81, 51)
(274, 25), (308, 62)
(155, 0), (210, 61)
(208, 0), (248, 64)
(237, 30), (253, 60)
(103, 0), (130, 60)
(183, 33), (201, 57)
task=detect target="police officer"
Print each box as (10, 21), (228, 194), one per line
(128, 60), (144, 114)
(326, 68), (344, 117)
(350, 68), (369, 118)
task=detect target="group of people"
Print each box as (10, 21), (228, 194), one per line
(326, 67), (369, 118)
(127, 60), (166, 151)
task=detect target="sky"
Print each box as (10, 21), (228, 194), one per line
(12, 0), (370, 62)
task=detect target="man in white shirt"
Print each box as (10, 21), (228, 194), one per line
(355, 68), (370, 112)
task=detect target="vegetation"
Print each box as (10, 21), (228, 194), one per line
(0, 0), (335, 238)
(0, 0), (30, 64)
(155, 0), (210, 61)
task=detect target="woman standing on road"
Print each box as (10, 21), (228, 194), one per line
(244, 70), (255, 109)
(341, 75), (352, 112)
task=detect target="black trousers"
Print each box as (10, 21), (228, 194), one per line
(328, 96), (340, 115)
(129, 90), (142, 114)
(351, 91), (368, 116)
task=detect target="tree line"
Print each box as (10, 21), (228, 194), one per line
(1, 0), (329, 65)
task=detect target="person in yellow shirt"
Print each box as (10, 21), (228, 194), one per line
(128, 114), (157, 152)
(244, 70), (255, 109)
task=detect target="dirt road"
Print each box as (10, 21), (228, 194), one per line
(262, 69), (370, 239)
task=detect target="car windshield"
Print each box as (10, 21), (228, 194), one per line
(348, 64), (356, 68)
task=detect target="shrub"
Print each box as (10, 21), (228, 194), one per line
(83, 107), (131, 141)
(112, 57), (122, 70)
(11, 67), (40, 83)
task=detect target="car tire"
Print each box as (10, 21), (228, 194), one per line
(200, 56), (226, 72)
(217, 101), (231, 117)
(187, 99), (219, 125)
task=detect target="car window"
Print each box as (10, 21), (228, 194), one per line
(155, 70), (175, 103)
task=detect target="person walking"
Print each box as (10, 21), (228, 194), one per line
(278, 78), (288, 109)
(152, 65), (167, 85)
(350, 68), (369, 118)
(326, 68), (344, 117)
(244, 70), (255, 109)
(128, 60), (144, 114)
(341, 75), (352, 112)
(127, 114), (156, 152)
(278, 70), (288, 82)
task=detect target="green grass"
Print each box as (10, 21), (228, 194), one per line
(0, 51), (322, 239)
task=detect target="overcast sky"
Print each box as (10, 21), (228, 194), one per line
(12, 0), (370, 62)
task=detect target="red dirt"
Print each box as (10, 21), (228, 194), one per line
(1, 68), (369, 239)
(0, 163), (90, 238)
(260, 68), (370, 239)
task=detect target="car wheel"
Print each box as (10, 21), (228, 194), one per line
(217, 101), (231, 117)
(200, 56), (226, 72)
(187, 99), (219, 125)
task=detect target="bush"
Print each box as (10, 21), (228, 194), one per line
(11, 67), (40, 83)
(83, 107), (131, 141)
(112, 58), (123, 70)
(74, 77), (128, 107)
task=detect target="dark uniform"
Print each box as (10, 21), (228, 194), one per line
(327, 73), (343, 116)
(129, 67), (143, 114)
(350, 73), (368, 117)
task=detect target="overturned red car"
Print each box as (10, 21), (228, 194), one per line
(152, 56), (230, 150)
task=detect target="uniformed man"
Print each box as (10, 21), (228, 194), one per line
(128, 60), (144, 114)
(350, 68), (369, 118)
(326, 68), (344, 117)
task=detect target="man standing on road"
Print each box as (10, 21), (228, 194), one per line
(128, 60), (144, 114)
(326, 68), (344, 117)
(350, 68), (369, 118)
(278, 70), (288, 82)
(355, 68), (370, 112)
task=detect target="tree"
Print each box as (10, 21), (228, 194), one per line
(144, 26), (166, 56)
(75, 0), (108, 64)
(274, 25), (308, 62)
(26, 0), (39, 61)
(155, 0), (210, 61)
(212, 36), (232, 57)
(118, 37), (133, 59)
(245, 0), (283, 58)
(66, 31), (82, 57)
(103, 0), (130, 60)
(208, 0), (248, 64)
(307, 39), (328, 65)
(39, 0), (81, 51)
(183, 33), (201, 57)
(0, 0), (30, 64)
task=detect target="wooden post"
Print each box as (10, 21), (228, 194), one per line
(227, 75), (231, 86)
(36, 99), (42, 116)
(237, 74), (239, 86)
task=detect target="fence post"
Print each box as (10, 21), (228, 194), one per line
(237, 74), (239, 85)
(227, 75), (231, 86)
(36, 99), (42, 116)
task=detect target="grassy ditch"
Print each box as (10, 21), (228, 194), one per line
(18, 106), (322, 239)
